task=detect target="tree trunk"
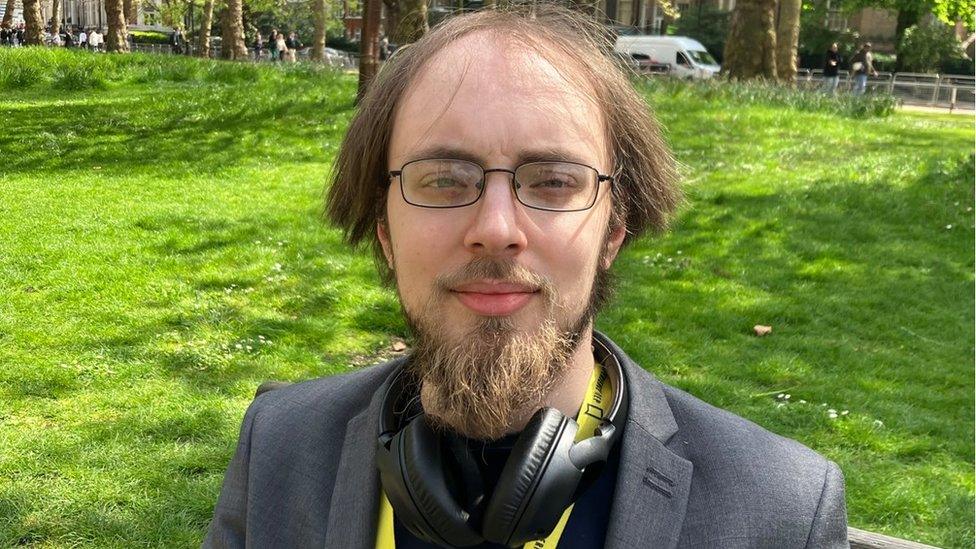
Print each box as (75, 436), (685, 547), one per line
(358, 0), (381, 100)
(220, 0), (247, 59)
(105, 0), (129, 52)
(723, 0), (777, 79)
(382, 0), (399, 39)
(50, 0), (61, 35)
(775, 0), (801, 82)
(124, 0), (136, 24)
(1, 0), (15, 28)
(390, 0), (427, 44)
(310, 0), (327, 60)
(22, 0), (43, 44)
(197, 0), (214, 57)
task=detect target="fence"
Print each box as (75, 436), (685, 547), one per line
(796, 69), (975, 111)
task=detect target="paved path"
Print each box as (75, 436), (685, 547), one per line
(899, 104), (975, 116)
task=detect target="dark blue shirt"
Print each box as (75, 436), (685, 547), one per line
(393, 433), (620, 548)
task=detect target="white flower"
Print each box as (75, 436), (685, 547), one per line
(828, 412), (838, 419)
(784, 394), (791, 400)
(828, 409), (836, 414)
(946, 224), (953, 230)
(235, 343), (242, 350)
(799, 400), (807, 404)
(841, 410), (849, 415)
(777, 393), (784, 399)
(776, 402), (786, 408)
(246, 345), (253, 351)
(873, 420), (884, 428)
(273, 263), (283, 271)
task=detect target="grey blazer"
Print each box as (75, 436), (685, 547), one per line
(204, 332), (849, 548)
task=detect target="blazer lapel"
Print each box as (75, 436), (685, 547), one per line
(324, 364), (402, 549)
(595, 332), (693, 549)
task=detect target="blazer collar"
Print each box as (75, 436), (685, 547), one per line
(326, 333), (692, 549)
(325, 358), (405, 549)
(593, 331), (693, 549)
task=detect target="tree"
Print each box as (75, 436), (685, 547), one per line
(106, 0), (130, 52)
(358, 0), (381, 99)
(198, 0), (215, 57)
(775, 0), (802, 81)
(49, 0), (62, 36)
(22, 0), (43, 44)
(388, 0), (427, 43)
(1, 0), (14, 28)
(310, 0), (328, 60)
(843, 0), (974, 57)
(723, 0), (778, 78)
(221, 0), (248, 59)
(124, 0), (138, 24)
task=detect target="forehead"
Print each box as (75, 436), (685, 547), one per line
(388, 32), (608, 169)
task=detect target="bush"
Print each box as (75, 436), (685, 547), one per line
(639, 76), (898, 118)
(129, 30), (172, 45)
(897, 21), (965, 73)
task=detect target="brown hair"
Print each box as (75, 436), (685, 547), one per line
(326, 5), (680, 283)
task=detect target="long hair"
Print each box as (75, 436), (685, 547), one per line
(326, 4), (681, 283)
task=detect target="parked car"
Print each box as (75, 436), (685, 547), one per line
(614, 35), (720, 79)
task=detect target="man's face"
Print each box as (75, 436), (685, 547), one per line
(379, 33), (625, 438)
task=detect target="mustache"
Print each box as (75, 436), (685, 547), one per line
(433, 257), (556, 300)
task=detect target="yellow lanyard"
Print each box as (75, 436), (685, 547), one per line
(375, 362), (612, 549)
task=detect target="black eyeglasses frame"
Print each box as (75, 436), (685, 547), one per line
(388, 158), (614, 212)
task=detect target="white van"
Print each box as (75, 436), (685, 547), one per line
(614, 36), (721, 79)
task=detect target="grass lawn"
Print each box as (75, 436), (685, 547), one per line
(0, 49), (972, 548)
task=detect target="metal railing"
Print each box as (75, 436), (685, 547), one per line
(797, 68), (975, 111)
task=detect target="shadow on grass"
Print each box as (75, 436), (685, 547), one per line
(0, 83), (355, 177)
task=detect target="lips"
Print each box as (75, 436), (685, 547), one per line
(451, 280), (539, 316)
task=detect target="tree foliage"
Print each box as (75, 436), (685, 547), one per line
(897, 19), (968, 71)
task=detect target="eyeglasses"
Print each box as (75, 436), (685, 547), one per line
(388, 158), (613, 212)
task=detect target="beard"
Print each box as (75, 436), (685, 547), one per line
(397, 241), (616, 441)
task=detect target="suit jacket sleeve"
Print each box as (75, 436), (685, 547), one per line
(203, 398), (262, 549)
(806, 461), (849, 548)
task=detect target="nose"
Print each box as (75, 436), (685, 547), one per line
(462, 171), (528, 257)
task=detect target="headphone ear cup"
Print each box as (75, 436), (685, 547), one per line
(482, 408), (583, 546)
(392, 416), (485, 547)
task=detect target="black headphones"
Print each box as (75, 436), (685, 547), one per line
(375, 336), (629, 548)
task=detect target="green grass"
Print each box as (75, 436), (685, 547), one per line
(1, 48), (972, 547)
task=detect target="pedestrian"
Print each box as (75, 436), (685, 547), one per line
(379, 36), (390, 60)
(64, 27), (75, 48)
(267, 28), (278, 61)
(253, 33), (264, 60)
(275, 32), (287, 63)
(822, 42), (841, 94)
(14, 23), (24, 46)
(48, 28), (63, 46)
(850, 42), (878, 96)
(285, 32), (301, 62)
(170, 27), (183, 55)
(78, 28), (88, 49)
(89, 28), (103, 52)
(0, 25), (10, 47)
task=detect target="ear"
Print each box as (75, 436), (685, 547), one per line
(377, 220), (394, 269)
(601, 224), (627, 270)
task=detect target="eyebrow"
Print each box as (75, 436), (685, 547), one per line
(405, 145), (593, 167)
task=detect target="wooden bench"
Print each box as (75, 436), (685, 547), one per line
(254, 381), (942, 549)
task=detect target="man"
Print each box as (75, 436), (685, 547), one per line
(205, 7), (848, 548)
(823, 42), (841, 95)
(851, 42), (878, 95)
